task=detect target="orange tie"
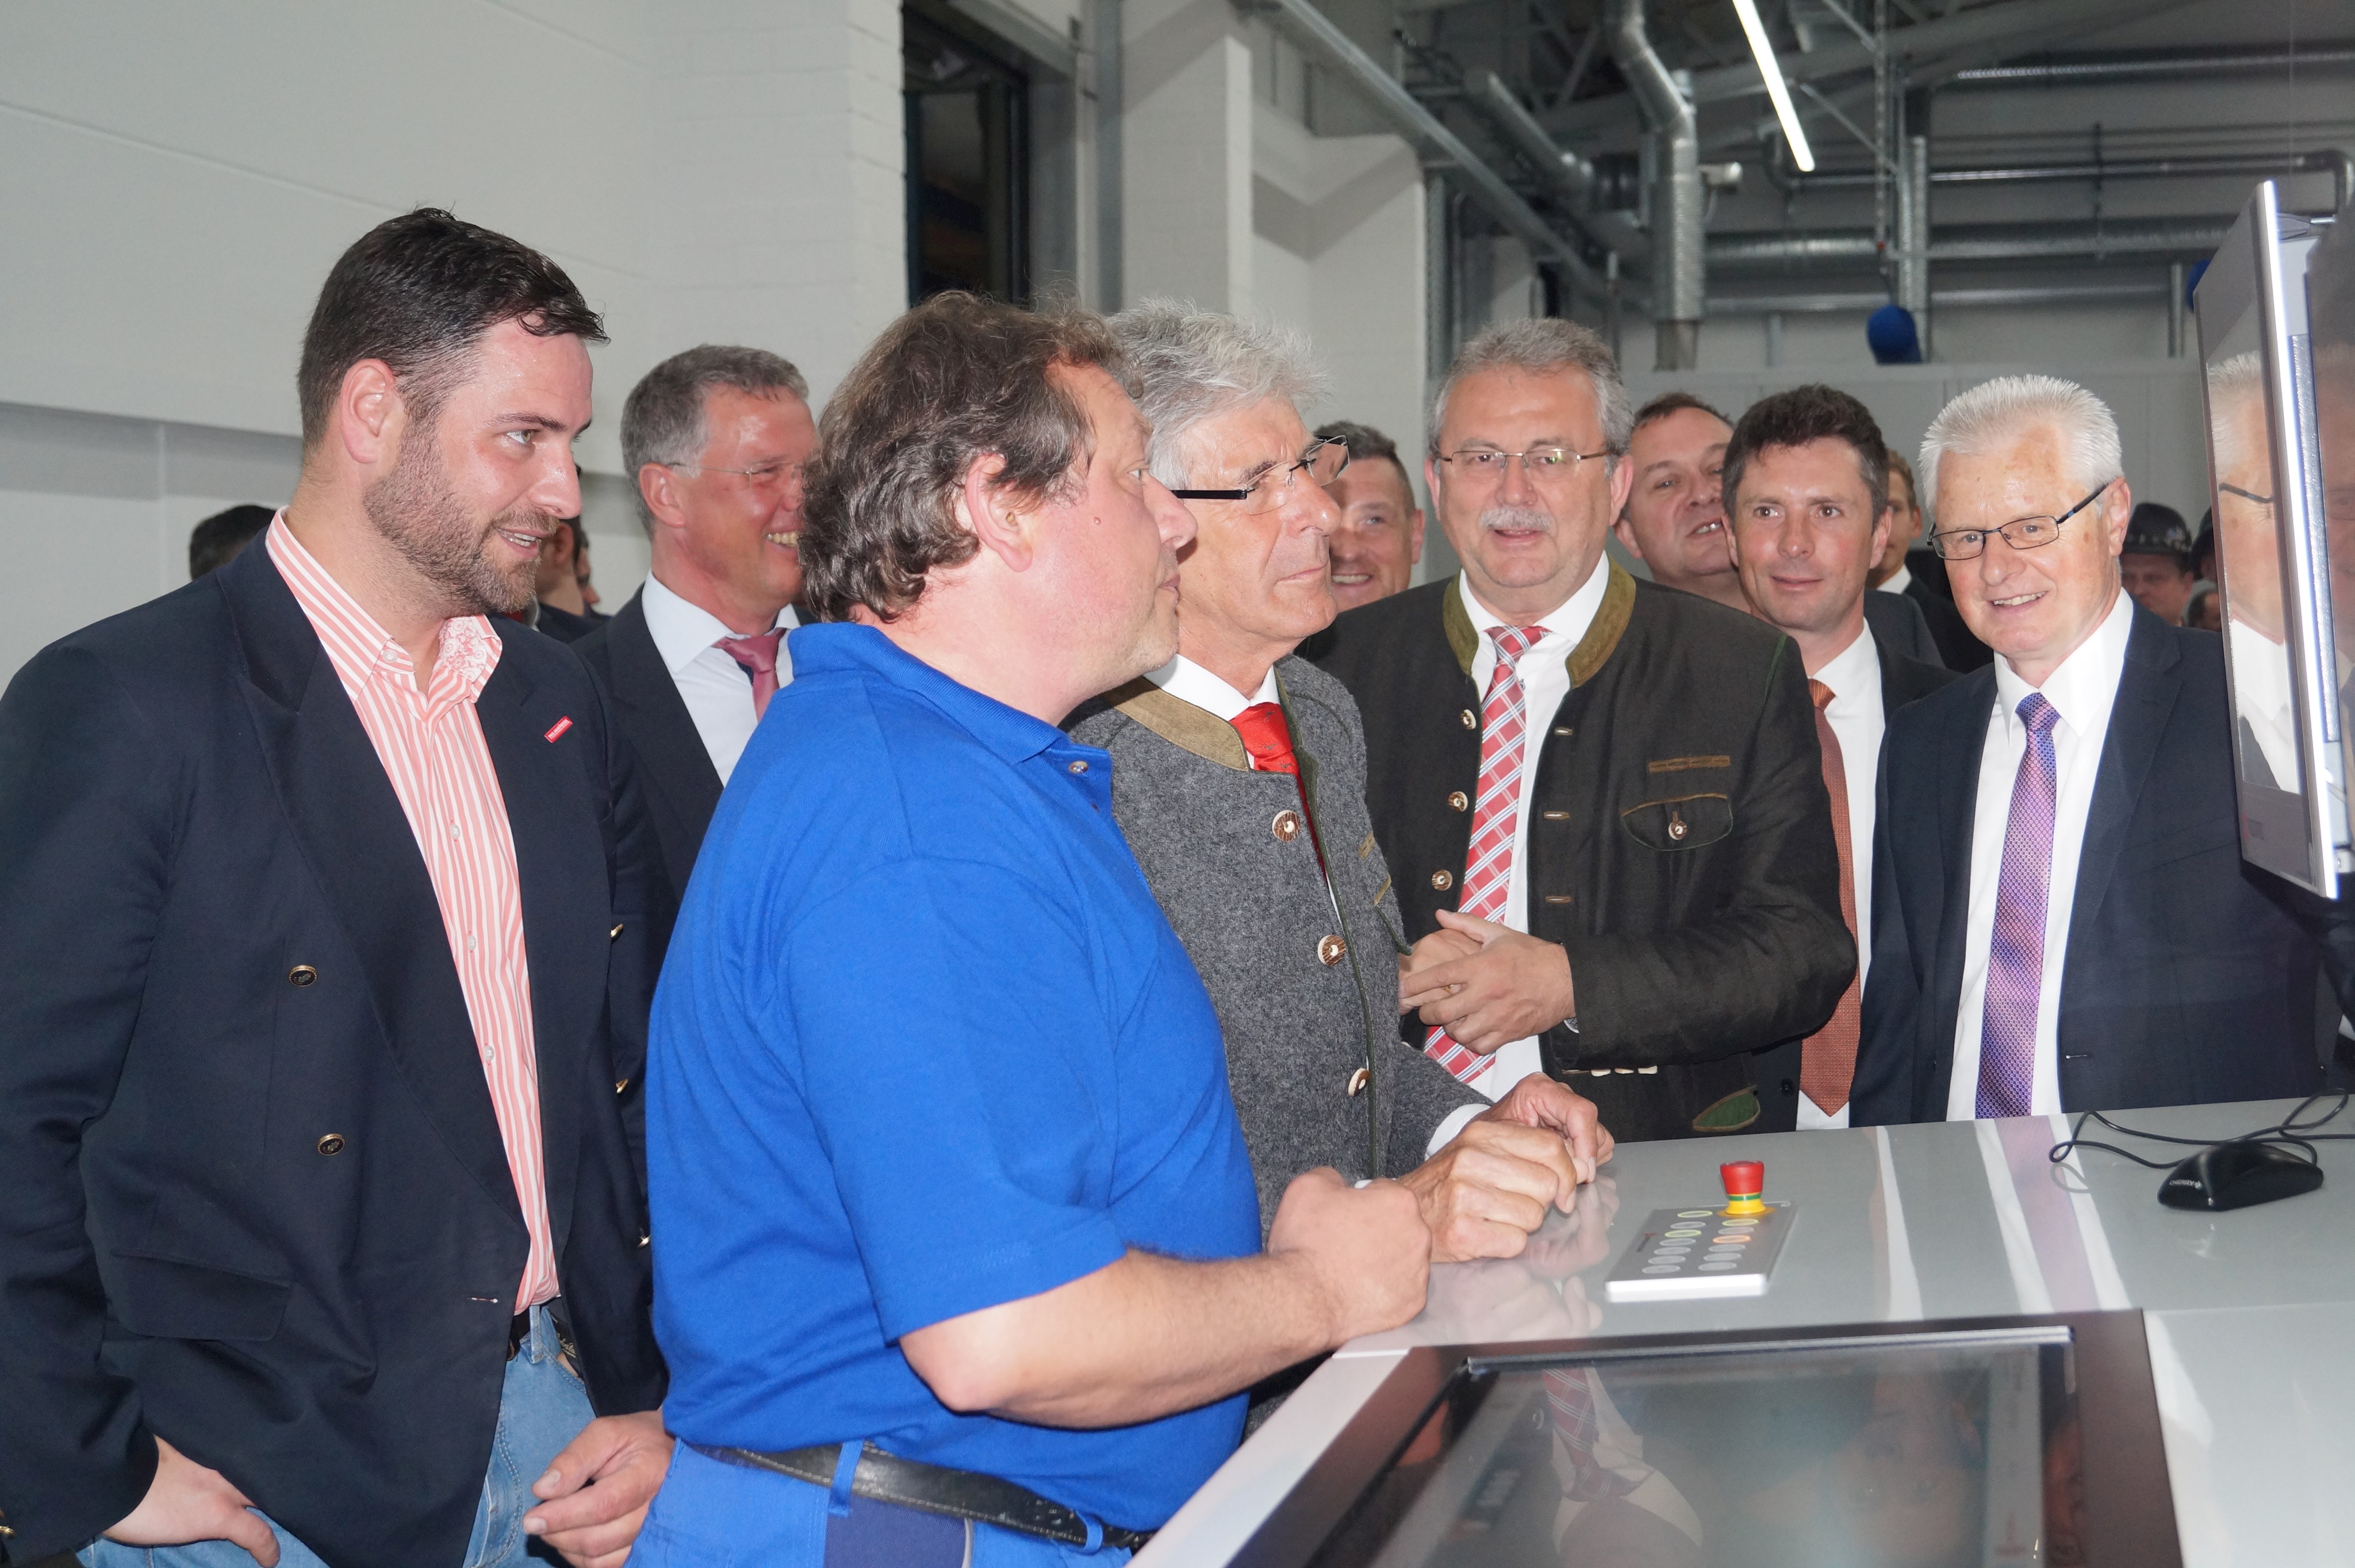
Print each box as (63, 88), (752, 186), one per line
(1803, 678), (1861, 1115)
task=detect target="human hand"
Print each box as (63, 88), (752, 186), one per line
(1403, 911), (1575, 1052)
(1400, 1118), (1587, 1262)
(105, 1437), (280, 1566)
(1399, 927), (1481, 1013)
(524, 1409), (674, 1568)
(1483, 1074), (1613, 1178)
(1267, 1167), (1431, 1343)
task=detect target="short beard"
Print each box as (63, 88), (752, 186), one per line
(362, 419), (544, 617)
(1479, 503), (1555, 534)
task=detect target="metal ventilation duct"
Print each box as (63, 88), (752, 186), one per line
(1606, 0), (1702, 370)
(1707, 216), (2237, 269)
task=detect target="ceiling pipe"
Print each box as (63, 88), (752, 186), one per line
(1242, 0), (1609, 301)
(1606, 0), (1702, 370)
(1710, 279), (2170, 315)
(1707, 215), (2235, 269)
(1949, 44), (2355, 87)
(1464, 70), (1652, 264)
(1778, 149), (2355, 211)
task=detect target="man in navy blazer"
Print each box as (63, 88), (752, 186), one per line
(1854, 375), (2335, 1125)
(0, 213), (667, 1567)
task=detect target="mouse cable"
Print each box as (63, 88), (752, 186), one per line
(2047, 1090), (2354, 1171)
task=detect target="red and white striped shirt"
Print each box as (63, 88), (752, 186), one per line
(269, 516), (558, 1311)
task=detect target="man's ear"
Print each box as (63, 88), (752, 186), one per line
(1869, 504), (1894, 568)
(954, 455), (1031, 572)
(1611, 513), (1647, 563)
(2101, 478), (2135, 558)
(639, 463), (688, 532)
(1606, 451), (1637, 518)
(1409, 508), (1426, 565)
(336, 360), (401, 469)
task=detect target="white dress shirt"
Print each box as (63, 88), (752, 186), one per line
(1881, 562), (1915, 596)
(1945, 589), (2136, 1120)
(2226, 617), (2302, 788)
(1145, 655), (1280, 728)
(1454, 564), (1610, 1103)
(639, 574), (797, 785)
(1795, 624), (1885, 1132)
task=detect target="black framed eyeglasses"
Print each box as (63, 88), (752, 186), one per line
(1169, 439), (1349, 516)
(1435, 446), (1612, 484)
(1927, 477), (2118, 561)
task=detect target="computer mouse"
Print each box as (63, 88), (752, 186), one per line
(2158, 1140), (2325, 1211)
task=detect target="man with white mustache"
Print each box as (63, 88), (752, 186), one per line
(1315, 319), (1852, 1143)
(577, 346), (816, 927)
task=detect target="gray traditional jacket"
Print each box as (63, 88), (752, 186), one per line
(1071, 655), (1483, 1232)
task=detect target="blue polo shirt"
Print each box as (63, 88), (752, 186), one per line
(646, 623), (1261, 1528)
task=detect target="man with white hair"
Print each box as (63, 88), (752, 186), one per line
(1072, 302), (1610, 1267)
(1852, 373), (2336, 1124)
(1315, 319), (1852, 1143)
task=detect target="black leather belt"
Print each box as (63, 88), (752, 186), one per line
(507, 1311), (532, 1360)
(698, 1441), (1155, 1553)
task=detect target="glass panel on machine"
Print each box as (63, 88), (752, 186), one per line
(1310, 1332), (2081, 1568)
(2207, 301), (2308, 802)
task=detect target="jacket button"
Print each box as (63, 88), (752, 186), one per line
(1780, 1079), (1797, 1095)
(1447, 791), (1468, 811)
(1459, 709), (1478, 730)
(1272, 808), (1302, 842)
(288, 964), (319, 987)
(1668, 810), (1688, 841)
(1347, 1067), (1370, 1098)
(316, 1133), (346, 1156)
(1430, 869), (1453, 891)
(1317, 934), (1347, 965)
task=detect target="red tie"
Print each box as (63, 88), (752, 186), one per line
(1233, 703), (1326, 880)
(718, 629), (785, 720)
(1802, 677), (1861, 1115)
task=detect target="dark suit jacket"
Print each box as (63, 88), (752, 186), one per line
(575, 586), (723, 940)
(1863, 589), (1942, 668)
(0, 545), (666, 1566)
(1071, 659), (1482, 1230)
(1880, 637), (1959, 718)
(536, 599), (608, 643)
(1853, 604), (2330, 1124)
(1903, 576), (1992, 672)
(1314, 566), (1853, 1142)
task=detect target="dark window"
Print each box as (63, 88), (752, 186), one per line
(904, 7), (1030, 305)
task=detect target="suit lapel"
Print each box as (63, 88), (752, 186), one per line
(2063, 609), (2180, 985)
(221, 547), (520, 1220)
(1926, 668), (1996, 1115)
(607, 591), (723, 865)
(475, 629), (606, 1260)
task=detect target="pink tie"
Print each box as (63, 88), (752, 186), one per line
(718, 629), (785, 720)
(1424, 624), (1540, 1082)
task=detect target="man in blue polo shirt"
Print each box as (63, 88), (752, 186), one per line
(635, 294), (1433, 1566)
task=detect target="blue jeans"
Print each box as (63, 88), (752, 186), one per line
(631, 1441), (1135, 1568)
(80, 1303), (596, 1568)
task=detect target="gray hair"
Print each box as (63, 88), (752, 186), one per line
(1916, 374), (2122, 526)
(2203, 351), (2269, 479)
(621, 344), (810, 532)
(1106, 300), (1326, 487)
(1428, 318), (1632, 459)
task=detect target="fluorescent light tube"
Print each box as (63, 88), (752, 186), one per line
(1730, 0), (1816, 172)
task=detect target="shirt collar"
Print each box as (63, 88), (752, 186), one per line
(1881, 562), (1914, 595)
(1812, 623), (1882, 710)
(1145, 654), (1281, 722)
(791, 622), (1076, 765)
(1993, 586), (2135, 735)
(641, 572), (797, 678)
(266, 513), (502, 706)
(1455, 558), (1609, 649)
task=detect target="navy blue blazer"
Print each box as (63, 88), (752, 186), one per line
(1852, 601), (2331, 1124)
(0, 543), (666, 1566)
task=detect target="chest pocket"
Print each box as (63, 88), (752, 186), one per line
(1621, 791), (1733, 852)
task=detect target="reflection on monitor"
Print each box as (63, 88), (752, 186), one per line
(2208, 348), (2306, 794)
(2308, 187), (2355, 835)
(1310, 1332), (2075, 1568)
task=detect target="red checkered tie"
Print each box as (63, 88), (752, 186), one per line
(1423, 624), (1540, 1082)
(1544, 1367), (1634, 1501)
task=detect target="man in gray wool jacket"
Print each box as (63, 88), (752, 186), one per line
(1072, 302), (1612, 1261)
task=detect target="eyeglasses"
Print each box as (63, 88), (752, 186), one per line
(1927, 478), (2118, 561)
(667, 458), (808, 493)
(1169, 439), (1350, 516)
(1434, 446), (1613, 485)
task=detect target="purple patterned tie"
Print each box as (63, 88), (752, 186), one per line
(1977, 692), (2062, 1119)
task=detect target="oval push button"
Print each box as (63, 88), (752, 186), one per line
(316, 1133), (347, 1156)
(288, 964), (319, 987)
(1347, 1067), (1371, 1098)
(1430, 869), (1453, 891)
(1272, 808), (1303, 842)
(1317, 934), (1347, 966)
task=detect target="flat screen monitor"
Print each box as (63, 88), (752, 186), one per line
(1228, 1313), (2178, 1568)
(2305, 186), (2355, 858)
(2196, 179), (2341, 895)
